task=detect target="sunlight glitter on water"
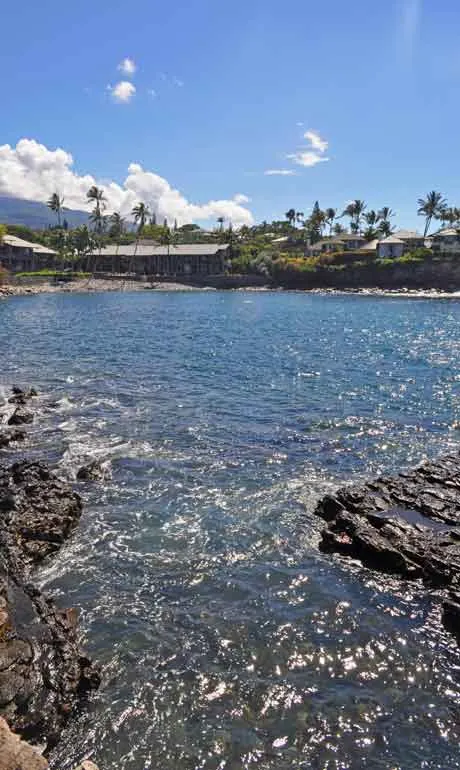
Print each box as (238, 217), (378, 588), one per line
(2, 291), (460, 769)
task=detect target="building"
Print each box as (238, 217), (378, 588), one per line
(377, 230), (425, 259)
(0, 234), (57, 272)
(431, 228), (460, 255)
(308, 234), (367, 255)
(96, 242), (229, 276)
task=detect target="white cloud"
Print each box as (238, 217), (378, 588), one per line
(147, 88), (157, 98)
(109, 81), (136, 103)
(172, 77), (184, 87)
(233, 193), (250, 204)
(118, 57), (137, 77)
(287, 151), (329, 167)
(286, 128), (329, 168)
(264, 169), (297, 176)
(296, 122), (304, 127)
(304, 130), (328, 154)
(0, 139), (254, 228)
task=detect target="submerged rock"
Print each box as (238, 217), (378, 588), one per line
(0, 461), (99, 752)
(76, 461), (105, 482)
(0, 430), (26, 449)
(7, 409), (33, 426)
(314, 452), (460, 639)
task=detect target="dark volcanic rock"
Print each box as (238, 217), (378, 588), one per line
(0, 461), (99, 751)
(0, 430), (26, 449)
(76, 461), (105, 482)
(7, 409), (33, 426)
(0, 461), (83, 563)
(314, 452), (460, 640)
(8, 388), (38, 407)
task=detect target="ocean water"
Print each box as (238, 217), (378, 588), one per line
(1, 290), (460, 770)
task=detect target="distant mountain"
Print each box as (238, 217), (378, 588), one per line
(0, 196), (89, 229)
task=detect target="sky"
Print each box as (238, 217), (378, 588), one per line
(1, 0), (460, 229)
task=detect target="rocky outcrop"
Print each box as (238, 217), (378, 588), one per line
(0, 460), (99, 752)
(0, 717), (99, 769)
(314, 452), (460, 639)
(76, 461), (105, 482)
(0, 430), (26, 449)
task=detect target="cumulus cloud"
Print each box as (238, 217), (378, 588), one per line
(287, 151), (329, 168)
(264, 169), (297, 176)
(109, 81), (136, 103)
(233, 193), (250, 204)
(287, 128), (329, 168)
(118, 57), (137, 77)
(0, 139), (254, 227)
(304, 130), (328, 154)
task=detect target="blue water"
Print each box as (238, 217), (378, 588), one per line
(2, 290), (460, 770)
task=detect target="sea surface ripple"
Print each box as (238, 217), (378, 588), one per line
(1, 291), (460, 769)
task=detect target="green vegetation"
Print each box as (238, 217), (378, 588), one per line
(15, 270), (90, 278)
(1, 187), (459, 290)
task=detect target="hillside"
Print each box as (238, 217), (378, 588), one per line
(0, 196), (89, 229)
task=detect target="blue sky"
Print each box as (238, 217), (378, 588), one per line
(1, 0), (459, 228)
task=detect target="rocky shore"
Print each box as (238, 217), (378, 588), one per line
(0, 388), (100, 769)
(315, 452), (460, 641)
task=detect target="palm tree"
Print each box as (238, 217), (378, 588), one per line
(86, 186), (107, 274)
(285, 209), (296, 228)
(325, 208), (336, 236)
(379, 220), (394, 238)
(109, 212), (125, 275)
(217, 216), (225, 232)
(47, 192), (65, 228)
(87, 186), (107, 231)
(417, 191), (447, 237)
(159, 225), (179, 274)
(128, 202), (151, 279)
(342, 200), (367, 233)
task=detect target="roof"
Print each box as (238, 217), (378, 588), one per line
(380, 236), (405, 244)
(310, 239), (345, 250)
(3, 234), (57, 255)
(360, 239), (379, 250)
(432, 228), (460, 238)
(393, 230), (423, 240)
(99, 243), (229, 257)
(331, 233), (366, 241)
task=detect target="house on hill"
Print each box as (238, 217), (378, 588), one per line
(0, 234), (57, 272)
(96, 242), (229, 276)
(431, 228), (460, 255)
(377, 230), (425, 258)
(308, 234), (367, 255)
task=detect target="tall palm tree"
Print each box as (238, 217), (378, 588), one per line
(47, 192), (65, 228)
(285, 209), (296, 228)
(417, 191), (447, 237)
(129, 202), (151, 278)
(217, 216), (225, 232)
(109, 212), (125, 275)
(86, 186), (107, 274)
(325, 208), (336, 236)
(342, 200), (367, 234)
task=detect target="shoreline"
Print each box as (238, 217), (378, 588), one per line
(2, 279), (460, 300)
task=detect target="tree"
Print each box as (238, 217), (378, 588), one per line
(86, 186), (107, 232)
(342, 200), (367, 233)
(377, 207), (395, 238)
(70, 226), (95, 270)
(217, 216), (225, 232)
(325, 208), (336, 236)
(285, 209), (296, 228)
(47, 193), (65, 228)
(296, 211), (304, 227)
(0, 224), (6, 245)
(417, 191), (447, 237)
(129, 202), (151, 277)
(109, 213), (125, 275)
(132, 202), (150, 235)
